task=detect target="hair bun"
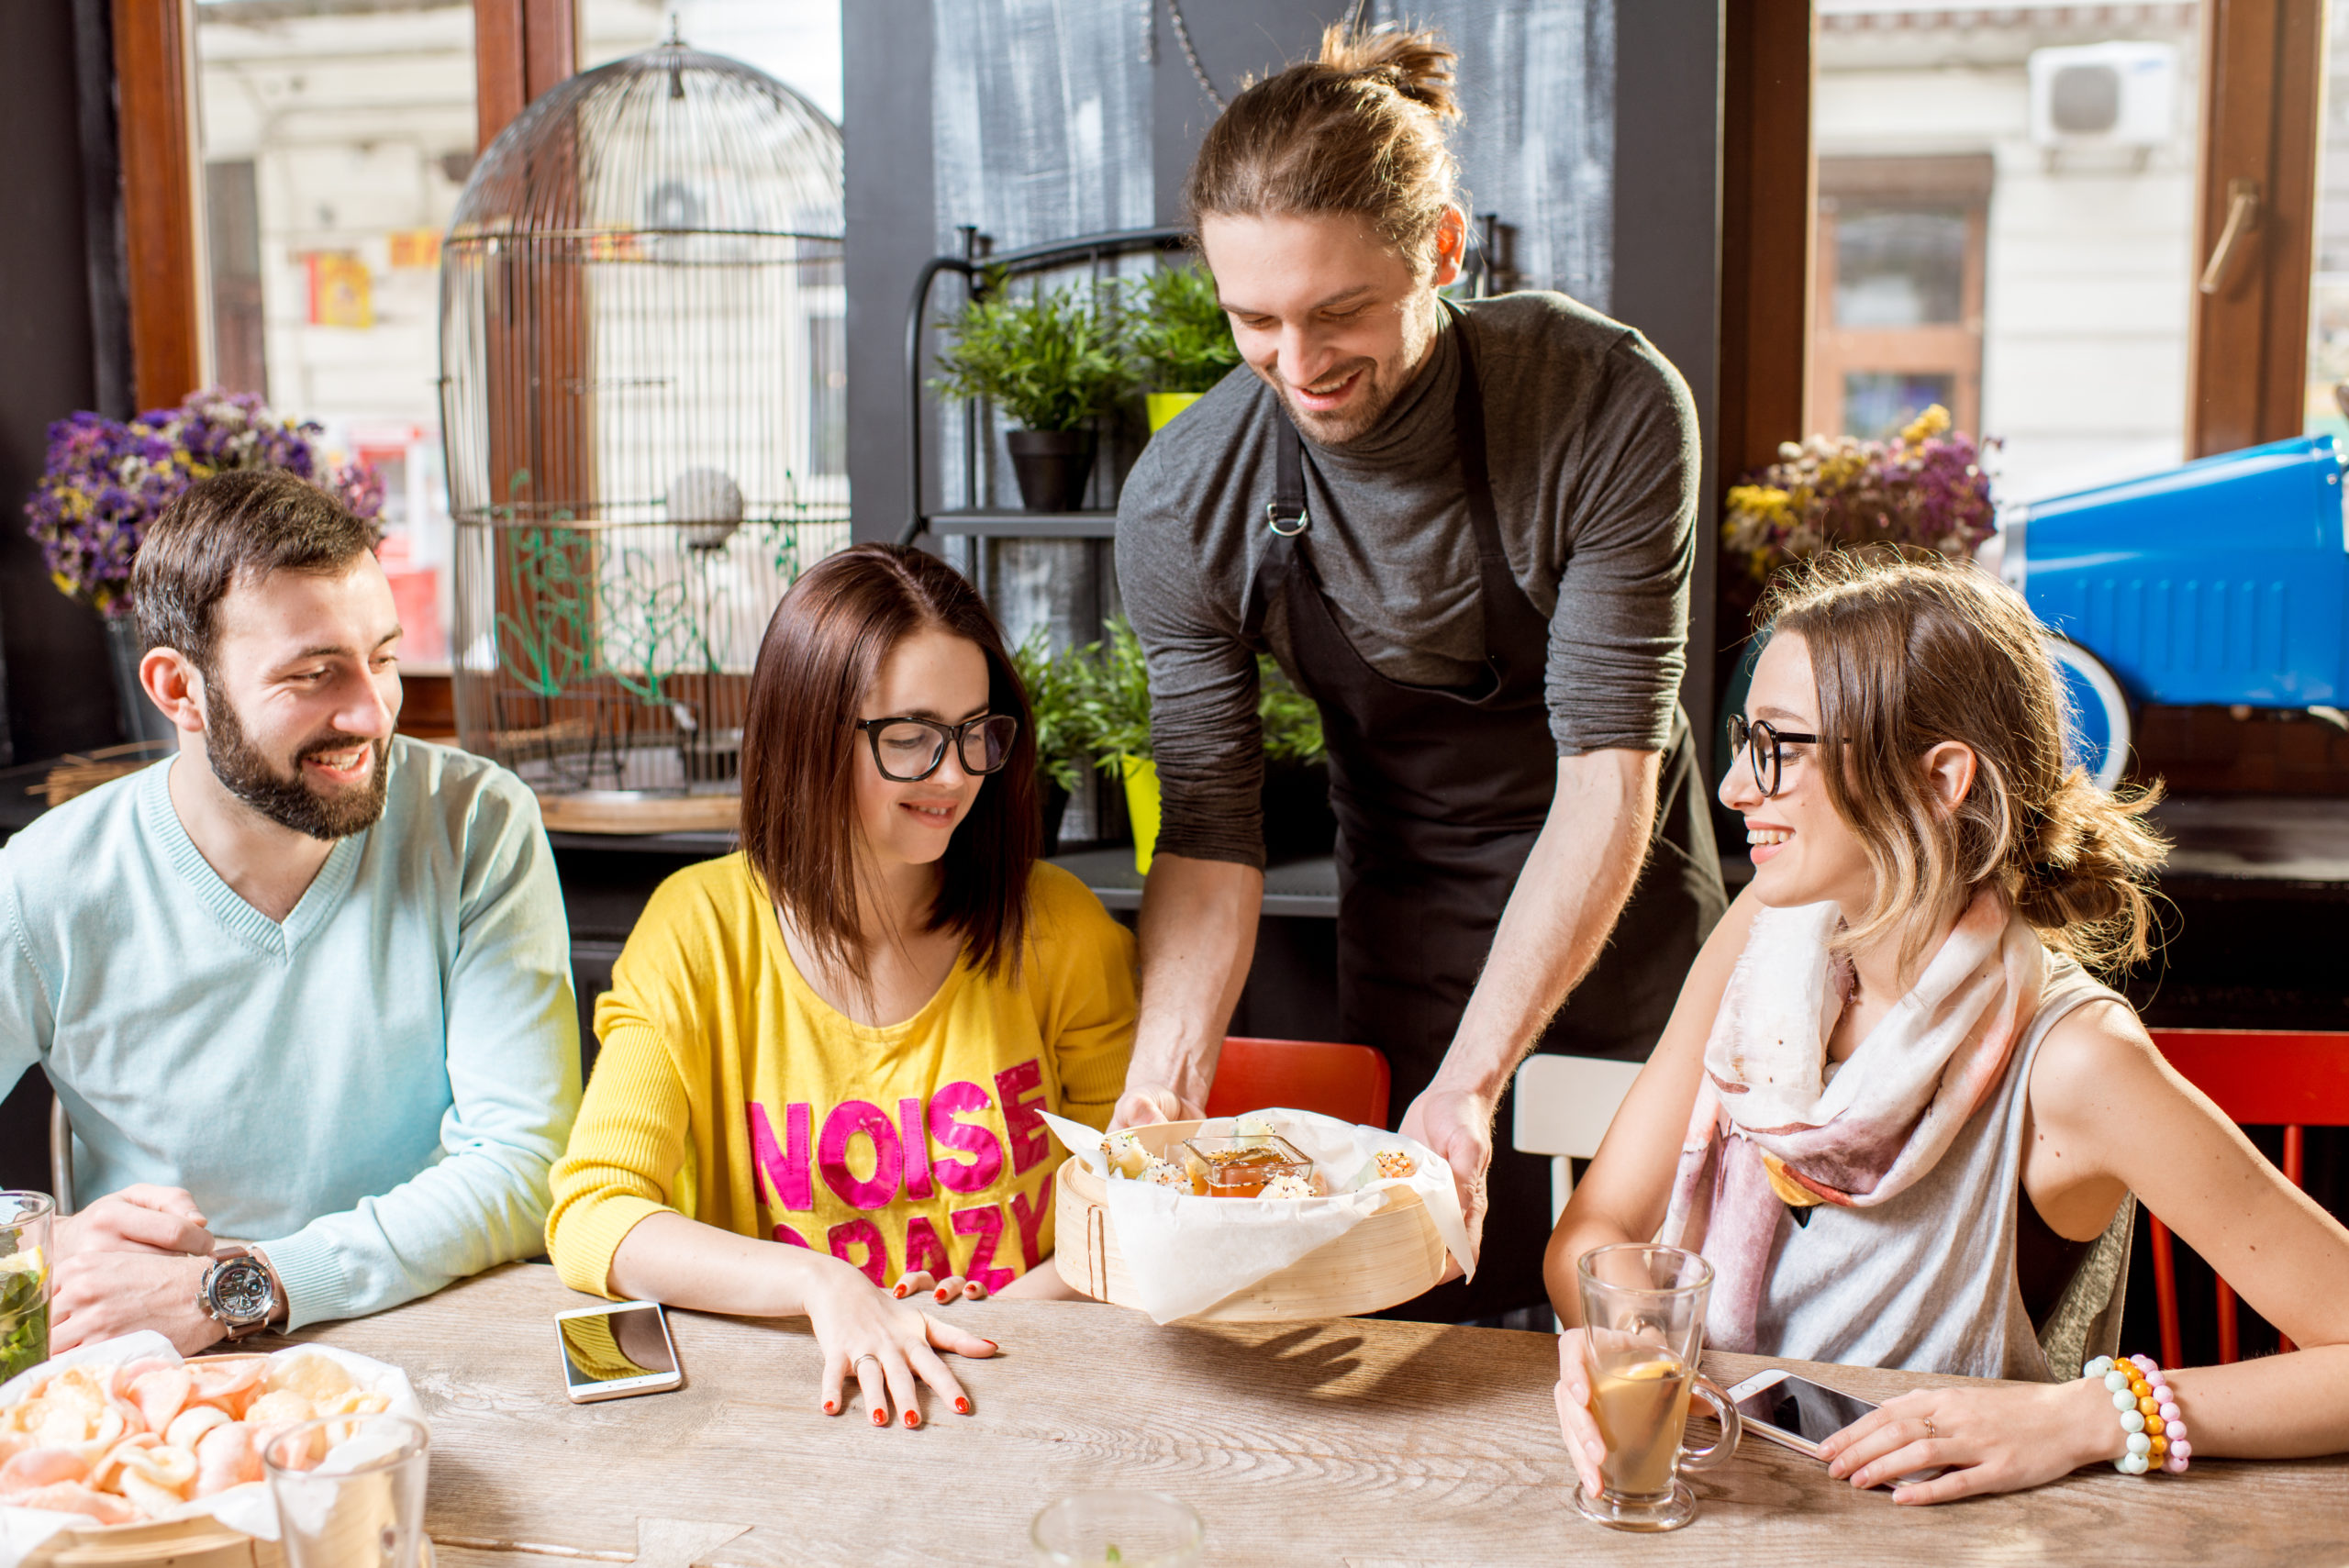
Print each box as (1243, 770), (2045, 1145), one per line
(1317, 23), (1461, 118)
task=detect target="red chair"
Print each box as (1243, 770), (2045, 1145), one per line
(2146, 1029), (2349, 1366)
(1204, 1036), (1390, 1127)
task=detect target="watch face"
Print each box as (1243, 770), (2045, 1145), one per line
(210, 1258), (273, 1321)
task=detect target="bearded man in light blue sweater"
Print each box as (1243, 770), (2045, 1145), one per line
(2, 468), (580, 1351)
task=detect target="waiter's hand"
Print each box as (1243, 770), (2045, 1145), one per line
(1109, 1083), (1206, 1130)
(1399, 1084), (1495, 1270)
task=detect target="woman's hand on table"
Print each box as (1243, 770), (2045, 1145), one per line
(1551, 1329), (1608, 1496)
(802, 1251), (996, 1429)
(1819, 1378), (2121, 1503)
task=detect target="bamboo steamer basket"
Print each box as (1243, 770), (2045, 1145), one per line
(1054, 1118), (1447, 1319)
(20, 1518), (284, 1568)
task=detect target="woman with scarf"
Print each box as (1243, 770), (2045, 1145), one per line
(1547, 553), (2349, 1502)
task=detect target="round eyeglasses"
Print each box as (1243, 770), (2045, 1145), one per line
(854, 713), (1019, 783)
(1726, 714), (1820, 799)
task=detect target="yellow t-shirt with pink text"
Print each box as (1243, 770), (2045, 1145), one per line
(546, 855), (1135, 1295)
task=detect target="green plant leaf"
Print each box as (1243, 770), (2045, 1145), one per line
(931, 272), (1134, 432)
(1125, 262), (1242, 395)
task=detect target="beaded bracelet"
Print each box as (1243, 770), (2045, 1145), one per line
(2082, 1354), (2189, 1474)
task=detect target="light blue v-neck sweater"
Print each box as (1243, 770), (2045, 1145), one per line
(0, 737), (581, 1328)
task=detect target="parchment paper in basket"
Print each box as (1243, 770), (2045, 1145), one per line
(0, 1333), (425, 1568)
(1040, 1107), (1473, 1324)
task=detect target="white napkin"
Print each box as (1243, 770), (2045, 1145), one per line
(1042, 1106), (1473, 1324)
(0, 1335), (424, 1566)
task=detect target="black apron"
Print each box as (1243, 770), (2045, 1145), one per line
(1238, 306), (1726, 1320)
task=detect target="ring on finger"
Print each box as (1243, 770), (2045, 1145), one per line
(1923, 1416), (1936, 1440)
(854, 1354), (885, 1379)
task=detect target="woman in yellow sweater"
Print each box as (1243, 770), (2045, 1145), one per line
(547, 544), (1137, 1429)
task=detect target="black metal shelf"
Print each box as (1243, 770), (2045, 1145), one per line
(927, 508), (1117, 539)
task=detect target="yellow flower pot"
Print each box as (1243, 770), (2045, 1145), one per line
(1146, 392), (1202, 434)
(1121, 754), (1161, 876)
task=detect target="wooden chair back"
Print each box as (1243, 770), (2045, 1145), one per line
(1204, 1036), (1391, 1127)
(1509, 1053), (1645, 1222)
(2145, 1029), (2349, 1365)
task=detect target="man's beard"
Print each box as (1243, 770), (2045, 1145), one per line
(1260, 296), (1444, 447)
(203, 687), (390, 841)
(1265, 356), (1394, 446)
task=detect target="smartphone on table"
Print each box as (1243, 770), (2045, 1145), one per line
(1724, 1367), (1943, 1484)
(555, 1300), (684, 1403)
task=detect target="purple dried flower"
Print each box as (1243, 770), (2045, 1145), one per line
(22, 388), (384, 617)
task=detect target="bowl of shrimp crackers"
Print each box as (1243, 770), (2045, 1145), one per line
(0, 1333), (421, 1568)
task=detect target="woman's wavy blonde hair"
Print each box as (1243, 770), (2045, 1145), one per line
(1763, 550), (2168, 975)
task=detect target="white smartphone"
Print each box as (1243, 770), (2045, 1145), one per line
(1724, 1367), (1878, 1458)
(554, 1300), (684, 1403)
(1724, 1367), (1943, 1484)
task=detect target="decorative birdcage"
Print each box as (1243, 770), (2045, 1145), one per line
(440, 34), (846, 830)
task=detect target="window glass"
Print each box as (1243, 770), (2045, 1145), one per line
(1832, 207), (1969, 328)
(1814, 3), (2205, 500)
(2306, 1), (2349, 440)
(192, 0), (476, 670)
(579, 0), (842, 120)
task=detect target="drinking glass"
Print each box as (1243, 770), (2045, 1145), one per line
(1574, 1243), (1742, 1532)
(264, 1414), (430, 1568)
(1030, 1490), (1204, 1567)
(0, 1192), (54, 1385)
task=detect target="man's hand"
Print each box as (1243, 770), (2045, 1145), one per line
(1108, 1083), (1205, 1131)
(55, 1185), (215, 1260)
(1399, 1082), (1496, 1269)
(50, 1250), (223, 1356)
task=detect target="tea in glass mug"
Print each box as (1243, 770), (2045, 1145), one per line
(1574, 1244), (1741, 1532)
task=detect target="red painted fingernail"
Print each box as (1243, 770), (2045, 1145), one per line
(823, 1400), (837, 1415)
(981, 1340), (998, 1351)
(904, 1410), (919, 1429)
(954, 1396), (971, 1415)
(872, 1409), (886, 1427)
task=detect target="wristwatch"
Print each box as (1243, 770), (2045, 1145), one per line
(200, 1247), (281, 1340)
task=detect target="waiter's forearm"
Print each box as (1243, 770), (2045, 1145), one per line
(1431, 750), (1660, 1101)
(1122, 853), (1264, 1115)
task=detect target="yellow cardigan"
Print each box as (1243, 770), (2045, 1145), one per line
(547, 855), (1135, 1295)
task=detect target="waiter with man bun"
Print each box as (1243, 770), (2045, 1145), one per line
(1111, 22), (1726, 1319)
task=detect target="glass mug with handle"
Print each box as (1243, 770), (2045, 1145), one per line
(1574, 1243), (1742, 1532)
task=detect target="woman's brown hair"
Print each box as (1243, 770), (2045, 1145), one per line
(739, 543), (1040, 987)
(1761, 550), (2168, 975)
(1184, 22), (1462, 270)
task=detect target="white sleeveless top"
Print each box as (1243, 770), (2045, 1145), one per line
(1747, 955), (2135, 1382)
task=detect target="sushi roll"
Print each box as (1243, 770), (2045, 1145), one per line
(1259, 1173), (1319, 1200)
(1233, 1114), (1279, 1143)
(1101, 1128), (1152, 1178)
(1141, 1155), (1192, 1191)
(1373, 1149), (1417, 1181)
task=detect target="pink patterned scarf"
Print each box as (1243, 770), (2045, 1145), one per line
(1661, 890), (2045, 1351)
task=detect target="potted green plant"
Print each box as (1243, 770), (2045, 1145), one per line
(1069, 616), (1158, 873)
(1071, 617), (1333, 875)
(932, 275), (1130, 511)
(1010, 628), (1087, 851)
(1125, 261), (1241, 432)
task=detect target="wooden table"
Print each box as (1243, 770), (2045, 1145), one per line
(267, 1264), (2349, 1568)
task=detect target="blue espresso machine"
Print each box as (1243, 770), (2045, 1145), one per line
(1990, 434), (2349, 785)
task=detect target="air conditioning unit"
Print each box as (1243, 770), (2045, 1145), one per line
(2027, 41), (2178, 150)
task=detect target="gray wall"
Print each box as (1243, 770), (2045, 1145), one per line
(0, 0), (128, 765)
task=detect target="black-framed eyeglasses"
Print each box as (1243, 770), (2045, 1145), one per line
(1727, 714), (1820, 798)
(854, 714), (1019, 783)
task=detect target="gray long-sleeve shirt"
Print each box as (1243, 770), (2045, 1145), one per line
(1116, 291), (1699, 867)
